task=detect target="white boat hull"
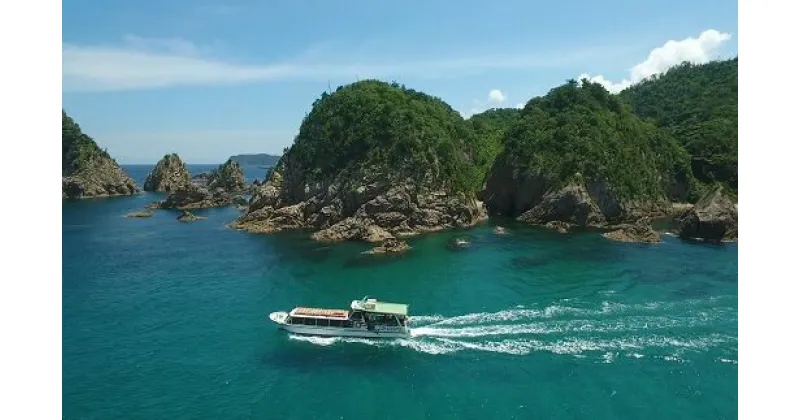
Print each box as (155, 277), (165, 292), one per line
(269, 311), (409, 339)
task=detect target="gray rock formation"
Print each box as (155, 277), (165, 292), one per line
(232, 157), (487, 243)
(677, 186), (737, 242)
(62, 111), (139, 199)
(159, 186), (233, 210)
(208, 159), (246, 192)
(177, 210), (205, 222)
(602, 219), (662, 243)
(144, 154), (190, 192)
(62, 156), (140, 199)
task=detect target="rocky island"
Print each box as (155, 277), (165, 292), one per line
(144, 153), (191, 192)
(157, 158), (247, 210)
(232, 80), (488, 249)
(62, 111), (140, 199)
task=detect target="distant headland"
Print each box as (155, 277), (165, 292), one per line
(228, 153), (281, 167)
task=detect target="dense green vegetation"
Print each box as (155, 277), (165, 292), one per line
(288, 80), (482, 192)
(467, 108), (521, 183)
(619, 58), (737, 189)
(62, 110), (111, 176)
(229, 153), (281, 167)
(498, 79), (696, 201)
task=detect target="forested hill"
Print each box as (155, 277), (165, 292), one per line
(62, 110), (113, 176)
(619, 58), (738, 190)
(467, 108), (521, 183)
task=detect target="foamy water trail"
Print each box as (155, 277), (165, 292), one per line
(288, 298), (737, 361)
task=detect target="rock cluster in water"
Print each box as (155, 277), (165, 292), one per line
(157, 158), (248, 210)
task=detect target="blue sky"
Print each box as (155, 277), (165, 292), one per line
(62, 0), (738, 164)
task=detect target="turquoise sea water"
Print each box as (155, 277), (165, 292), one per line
(63, 165), (738, 419)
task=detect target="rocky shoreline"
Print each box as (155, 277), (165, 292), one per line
(232, 157), (487, 250)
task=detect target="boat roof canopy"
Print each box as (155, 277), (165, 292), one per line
(351, 297), (408, 316)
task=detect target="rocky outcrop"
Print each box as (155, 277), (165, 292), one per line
(484, 168), (671, 233)
(677, 186), (737, 242)
(233, 158), (487, 243)
(602, 219), (662, 243)
(144, 154), (190, 192)
(62, 111), (140, 199)
(158, 186), (233, 209)
(362, 238), (411, 255)
(62, 156), (140, 199)
(208, 159), (246, 192)
(544, 221), (569, 234)
(177, 210), (205, 222)
(190, 172), (211, 188)
(125, 209), (153, 218)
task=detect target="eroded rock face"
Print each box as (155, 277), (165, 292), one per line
(677, 186), (737, 242)
(483, 166), (671, 234)
(603, 219), (662, 243)
(208, 159), (246, 192)
(159, 186), (233, 209)
(62, 156), (140, 199)
(144, 154), (190, 192)
(232, 157), (487, 242)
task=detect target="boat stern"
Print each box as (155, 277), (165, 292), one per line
(268, 311), (289, 326)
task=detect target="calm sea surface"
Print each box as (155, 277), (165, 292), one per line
(62, 164), (738, 419)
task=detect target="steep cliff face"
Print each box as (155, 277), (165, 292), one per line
(144, 154), (191, 192)
(677, 186), (738, 242)
(62, 111), (139, 199)
(232, 80), (487, 243)
(482, 80), (695, 231)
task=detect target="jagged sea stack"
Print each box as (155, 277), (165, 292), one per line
(144, 153), (190, 192)
(232, 80), (487, 244)
(62, 111), (139, 199)
(208, 159), (246, 192)
(482, 79), (698, 234)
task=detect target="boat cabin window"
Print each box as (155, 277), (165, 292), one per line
(329, 319), (343, 327)
(302, 317), (315, 326)
(316, 318), (329, 327)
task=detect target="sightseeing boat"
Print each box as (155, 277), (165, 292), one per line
(268, 296), (411, 338)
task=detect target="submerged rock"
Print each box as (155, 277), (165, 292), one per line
(446, 237), (471, 250)
(544, 220), (570, 234)
(493, 226), (509, 235)
(177, 210), (205, 222)
(362, 238), (411, 255)
(144, 154), (190, 192)
(125, 210), (154, 218)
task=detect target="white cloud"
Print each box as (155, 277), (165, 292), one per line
(63, 37), (628, 92)
(488, 89), (506, 104)
(577, 29), (733, 93)
(515, 102), (525, 109)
